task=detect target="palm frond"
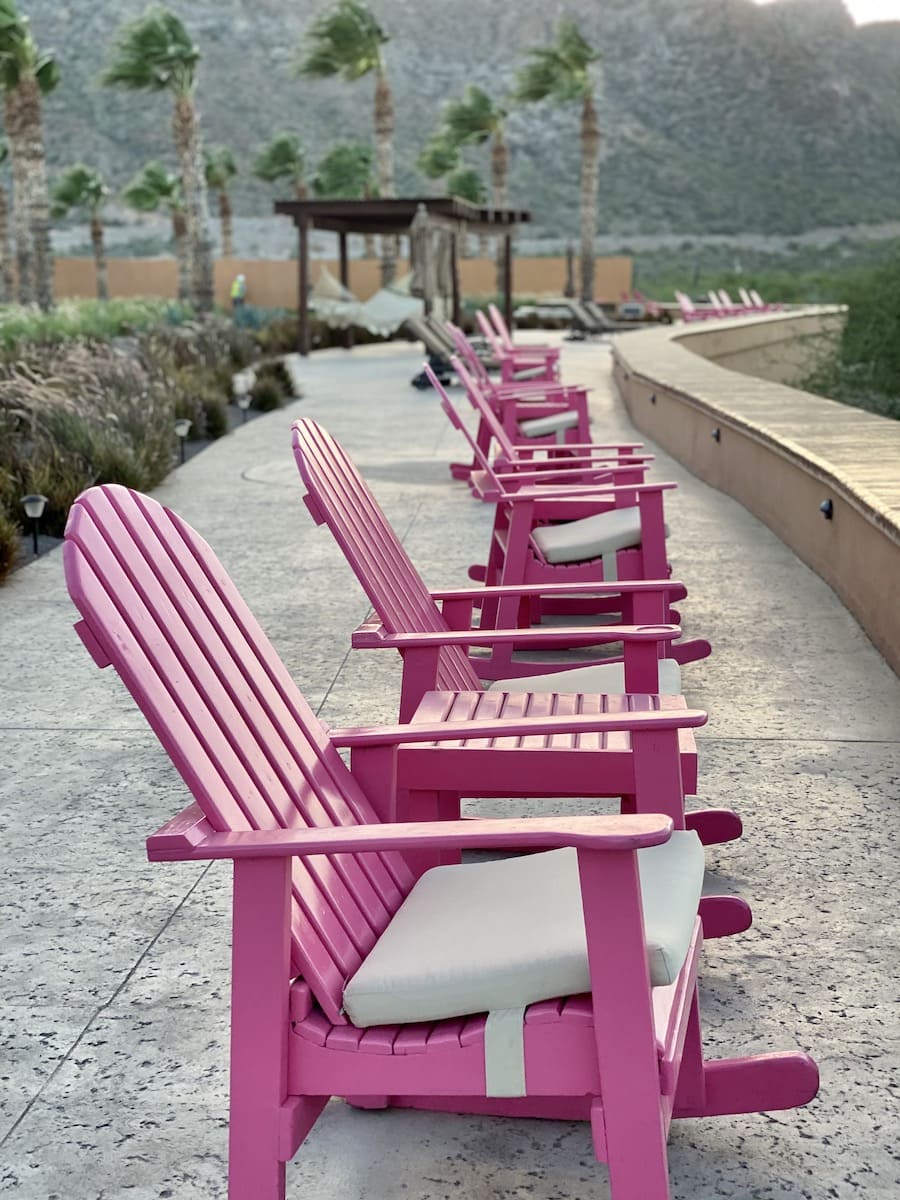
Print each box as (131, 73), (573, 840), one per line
(102, 6), (199, 95)
(122, 161), (182, 213)
(446, 165), (486, 205)
(253, 133), (305, 186)
(295, 0), (387, 83)
(416, 130), (459, 180)
(51, 164), (107, 219)
(443, 85), (503, 146)
(515, 20), (597, 105)
(205, 145), (237, 190)
(312, 140), (374, 198)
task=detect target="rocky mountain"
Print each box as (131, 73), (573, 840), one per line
(26, 0), (900, 244)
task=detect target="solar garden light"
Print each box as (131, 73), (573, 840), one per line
(174, 417), (192, 464)
(21, 493), (48, 556)
(236, 392), (252, 422)
(233, 370), (254, 422)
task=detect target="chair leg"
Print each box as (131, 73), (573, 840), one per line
(594, 1096), (672, 1199)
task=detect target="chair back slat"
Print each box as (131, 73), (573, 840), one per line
(64, 484), (415, 1024)
(292, 419), (481, 694)
(487, 303), (514, 351)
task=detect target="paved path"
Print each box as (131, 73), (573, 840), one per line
(1, 340), (898, 1199)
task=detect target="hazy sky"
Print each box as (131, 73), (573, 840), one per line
(755, 0), (900, 22)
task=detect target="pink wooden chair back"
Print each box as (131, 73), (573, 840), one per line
(487, 303), (514, 351)
(445, 321), (494, 388)
(63, 483), (415, 1025)
(292, 419), (483, 695)
(476, 309), (504, 355)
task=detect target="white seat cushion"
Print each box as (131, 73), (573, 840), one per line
(487, 657), (682, 696)
(532, 506), (642, 564)
(518, 409), (579, 438)
(342, 832), (703, 1028)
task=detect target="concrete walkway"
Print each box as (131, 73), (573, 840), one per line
(1, 339), (898, 1199)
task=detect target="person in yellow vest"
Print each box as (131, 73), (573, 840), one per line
(230, 273), (247, 319)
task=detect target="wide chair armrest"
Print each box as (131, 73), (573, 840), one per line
(329, 704), (706, 747)
(430, 579), (685, 601)
(503, 480), (678, 504)
(148, 805), (674, 863)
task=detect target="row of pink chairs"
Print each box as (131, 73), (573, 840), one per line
(676, 287), (783, 322)
(61, 318), (818, 1199)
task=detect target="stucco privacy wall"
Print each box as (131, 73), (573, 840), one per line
(53, 255), (633, 307)
(612, 308), (900, 675)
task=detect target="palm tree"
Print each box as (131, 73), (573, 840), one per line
(297, 0), (396, 282)
(0, 141), (13, 301)
(253, 132), (307, 199)
(442, 85), (509, 209)
(312, 141), (377, 258)
(447, 165), (487, 259)
(516, 20), (601, 302)
(123, 161), (189, 303)
(0, 1), (58, 310)
(205, 145), (237, 258)
(102, 7), (214, 312)
(416, 130), (459, 195)
(51, 164), (110, 300)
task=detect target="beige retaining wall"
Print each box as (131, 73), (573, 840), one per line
(612, 309), (900, 675)
(53, 254), (633, 308)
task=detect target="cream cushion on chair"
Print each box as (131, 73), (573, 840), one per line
(486, 656), (683, 696)
(518, 410), (579, 439)
(532, 506), (642, 564)
(342, 831), (703, 1028)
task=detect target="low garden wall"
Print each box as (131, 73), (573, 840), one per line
(612, 307), (900, 675)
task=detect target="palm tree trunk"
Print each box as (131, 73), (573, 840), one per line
(4, 90), (32, 306)
(579, 90), (600, 304)
(374, 67), (396, 285)
(218, 189), (234, 258)
(0, 184), (14, 303)
(17, 75), (54, 312)
(172, 209), (190, 303)
(90, 212), (109, 301)
(491, 127), (509, 294)
(172, 92), (215, 313)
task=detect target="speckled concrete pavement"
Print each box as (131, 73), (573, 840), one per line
(1, 338), (898, 1199)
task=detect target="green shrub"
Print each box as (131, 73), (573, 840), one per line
(0, 298), (193, 355)
(0, 502), (19, 583)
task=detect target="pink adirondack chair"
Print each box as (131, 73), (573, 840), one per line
(749, 287), (783, 312)
(64, 483), (818, 1200)
(444, 322), (596, 478)
(674, 291), (711, 323)
(717, 289), (746, 315)
(488, 302), (562, 360)
(291, 420), (736, 861)
(476, 309), (560, 384)
(446, 358), (652, 494)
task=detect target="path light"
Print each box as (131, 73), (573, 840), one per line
(236, 392), (252, 423)
(819, 499), (834, 520)
(174, 418), (192, 465)
(21, 493), (48, 556)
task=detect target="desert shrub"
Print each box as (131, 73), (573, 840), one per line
(0, 502), (19, 583)
(0, 298), (191, 356)
(250, 361), (291, 412)
(168, 365), (230, 440)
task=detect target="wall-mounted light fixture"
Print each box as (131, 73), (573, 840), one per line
(711, 428), (721, 443)
(819, 499), (834, 520)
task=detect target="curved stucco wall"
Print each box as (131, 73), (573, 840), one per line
(612, 308), (900, 674)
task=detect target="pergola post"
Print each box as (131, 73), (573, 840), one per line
(503, 232), (513, 332)
(338, 231), (354, 350)
(297, 216), (310, 357)
(450, 233), (461, 326)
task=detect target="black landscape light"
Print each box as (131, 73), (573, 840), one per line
(174, 418), (192, 464)
(21, 493), (48, 555)
(819, 499), (834, 520)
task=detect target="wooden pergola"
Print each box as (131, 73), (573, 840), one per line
(273, 197), (532, 355)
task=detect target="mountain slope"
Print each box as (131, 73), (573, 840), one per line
(28, 0), (900, 239)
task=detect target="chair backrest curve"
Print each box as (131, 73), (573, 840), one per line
(292, 419), (482, 694)
(64, 483), (415, 1024)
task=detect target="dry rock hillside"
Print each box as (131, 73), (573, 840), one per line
(33, 0), (900, 241)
